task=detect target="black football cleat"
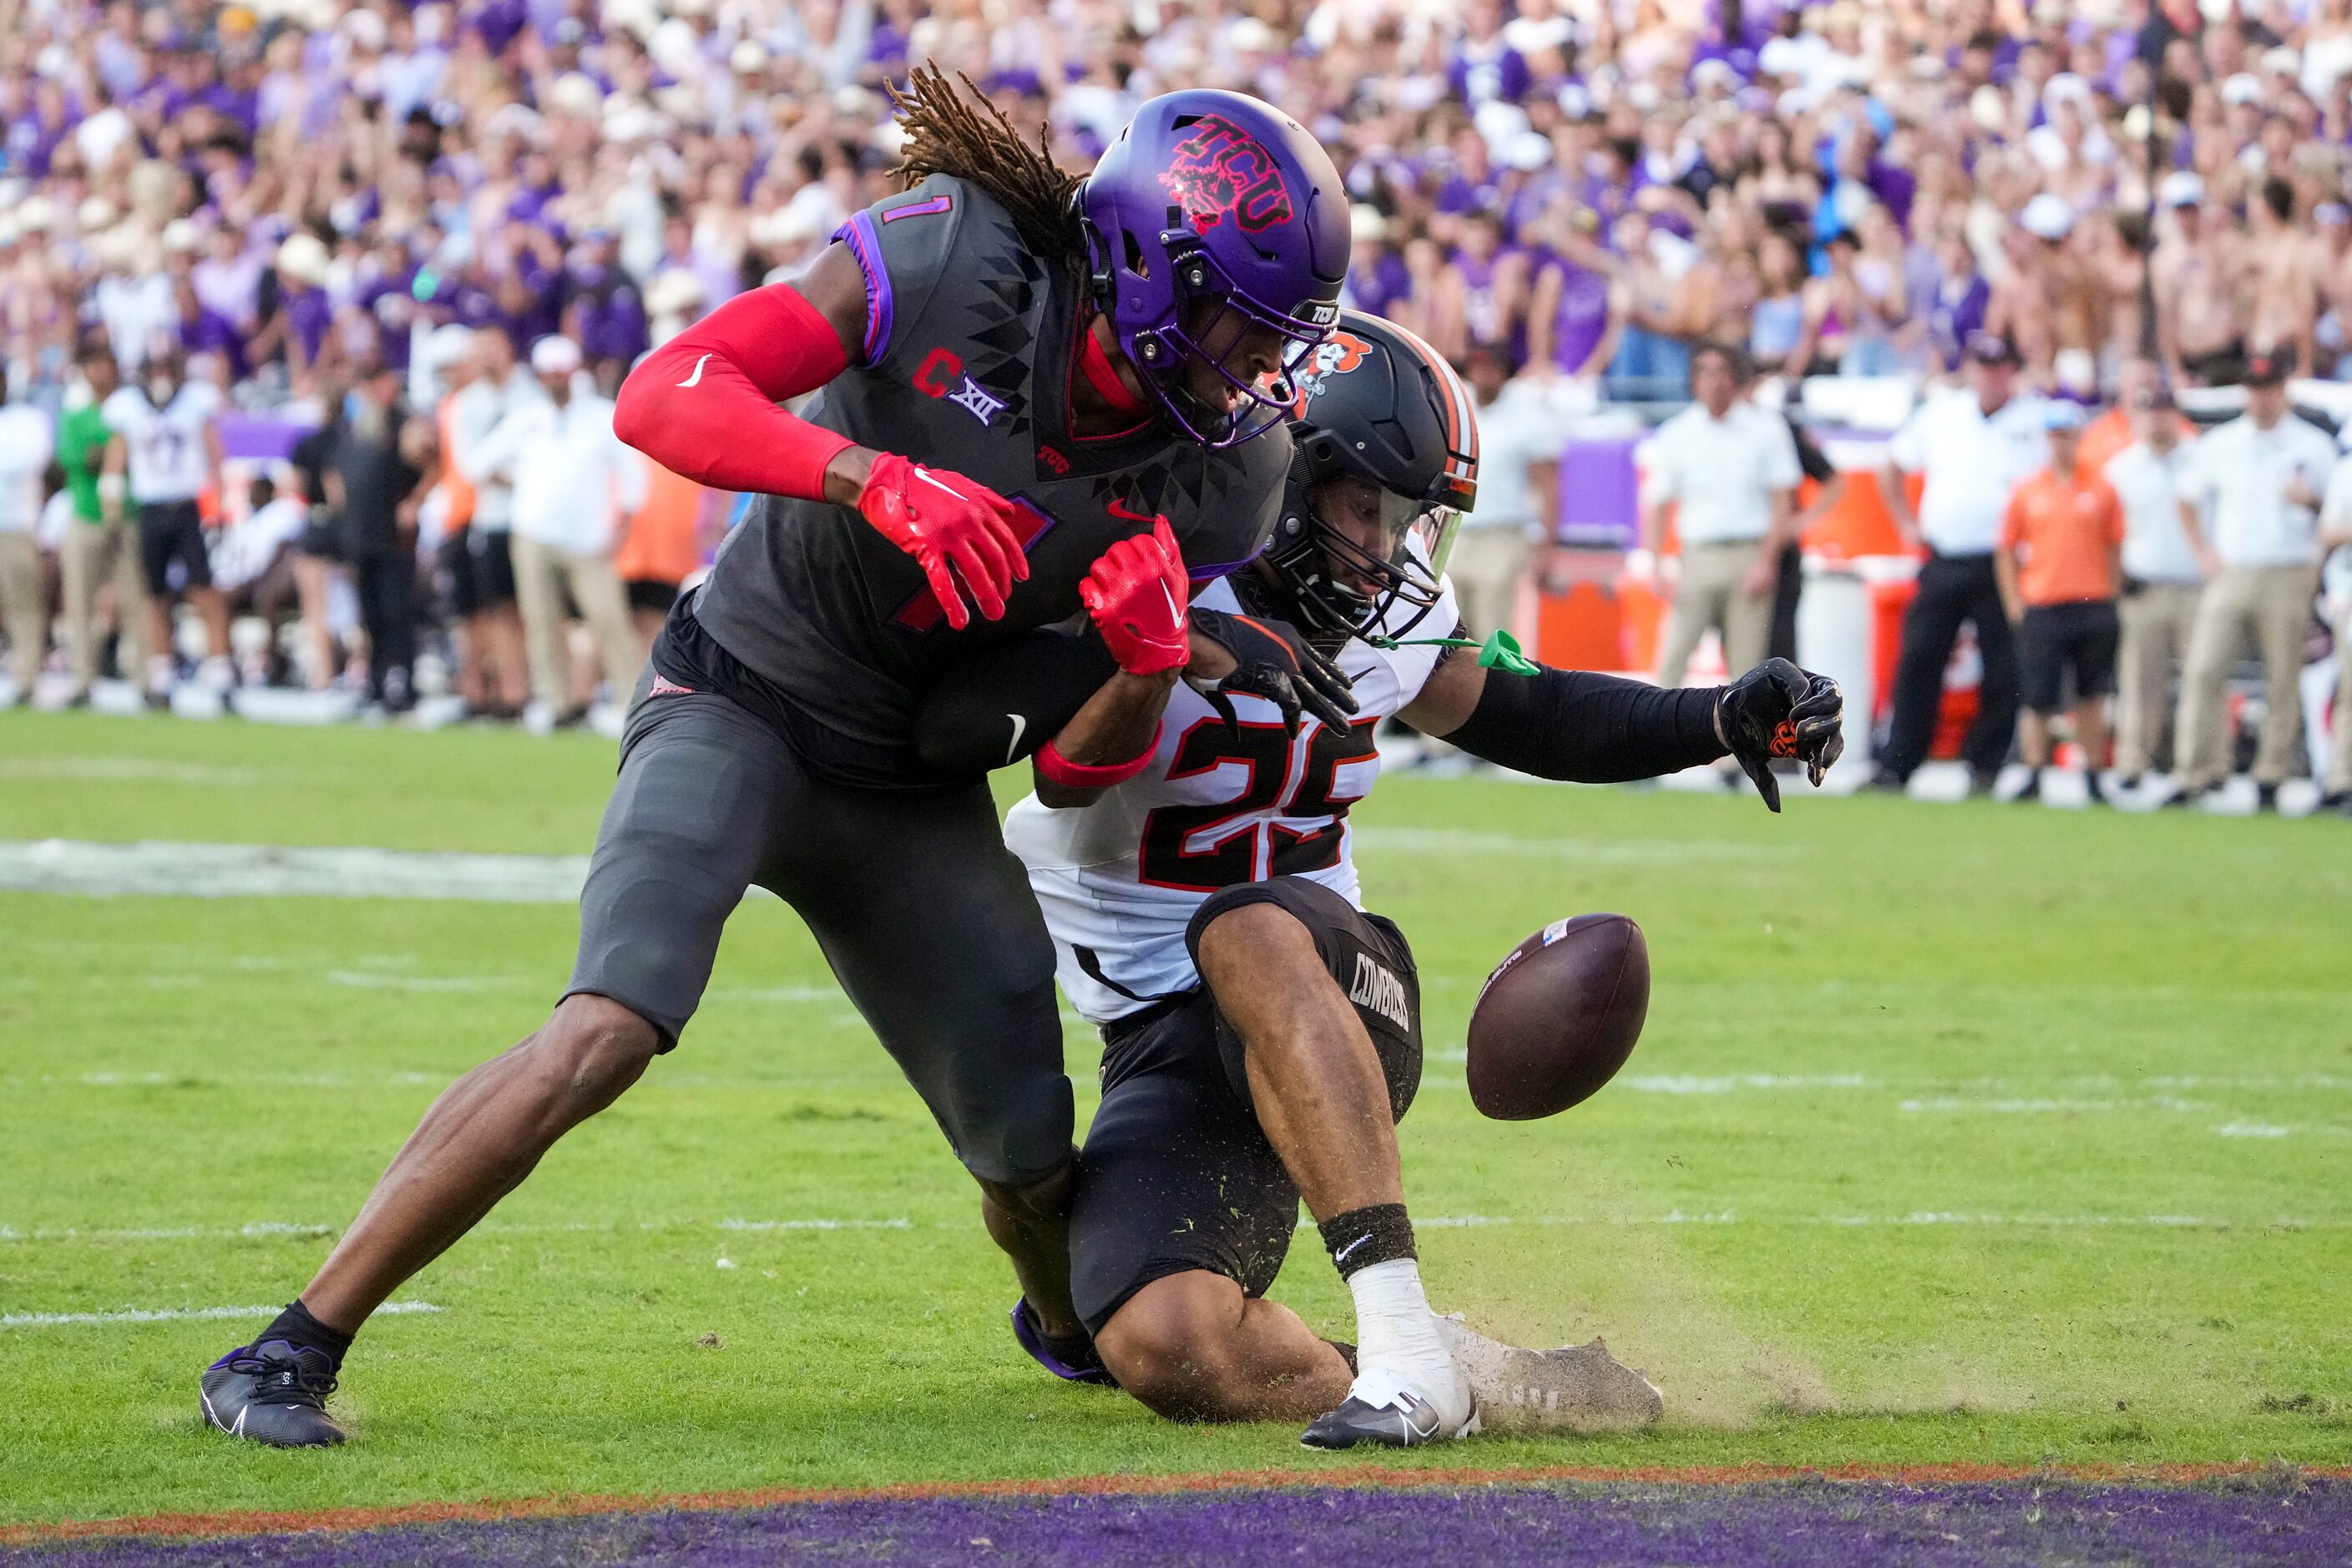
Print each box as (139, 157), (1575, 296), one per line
(200, 1340), (346, 1446)
(1009, 1297), (1115, 1386)
(1300, 1387), (1479, 1450)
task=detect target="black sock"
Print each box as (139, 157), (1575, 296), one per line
(1318, 1203), (1417, 1280)
(260, 1299), (354, 1368)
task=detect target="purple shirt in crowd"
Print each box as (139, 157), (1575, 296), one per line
(1343, 250), (1414, 321)
(1545, 256), (1613, 374)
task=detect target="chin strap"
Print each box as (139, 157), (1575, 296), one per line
(1365, 627), (1543, 676)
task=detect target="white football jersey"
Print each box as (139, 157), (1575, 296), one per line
(1004, 567), (1461, 1024)
(103, 382), (220, 504)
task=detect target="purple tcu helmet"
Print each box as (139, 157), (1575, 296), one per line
(1080, 89), (1348, 448)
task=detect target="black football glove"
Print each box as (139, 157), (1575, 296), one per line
(1716, 657), (1844, 813)
(1186, 605), (1358, 738)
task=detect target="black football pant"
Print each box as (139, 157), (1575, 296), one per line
(566, 670), (1070, 1186)
(1068, 877), (1422, 1335)
(1879, 551), (2019, 781)
(352, 549), (417, 706)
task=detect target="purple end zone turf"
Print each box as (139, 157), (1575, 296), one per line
(10, 1481), (2348, 1567)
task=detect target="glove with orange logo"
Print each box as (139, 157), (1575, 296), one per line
(1716, 658), (1843, 812)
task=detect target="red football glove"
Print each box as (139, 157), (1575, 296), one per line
(1080, 517), (1190, 674)
(857, 452), (1029, 630)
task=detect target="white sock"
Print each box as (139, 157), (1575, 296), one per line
(1346, 1258), (1462, 1412)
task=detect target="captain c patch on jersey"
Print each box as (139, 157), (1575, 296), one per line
(913, 346), (1009, 427)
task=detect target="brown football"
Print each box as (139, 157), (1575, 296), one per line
(1465, 913), (1650, 1120)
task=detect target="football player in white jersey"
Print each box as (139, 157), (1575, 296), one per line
(101, 347), (230, 701)
(918, 315), (1844, 1448)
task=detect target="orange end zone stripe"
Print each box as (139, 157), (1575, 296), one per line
(8, 1459), (2348, 1546)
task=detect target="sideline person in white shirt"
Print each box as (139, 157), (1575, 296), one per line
(102, 349), (231, 697)
(2310, 446), (2352, 812)
(1871, 331), (2050, 790)
(1448, 344), (1559, 644)
(442, 329), (539, 716)
(2170, 352), (2338, 807)
(1640, 341), (1800, 688)
(2101, 387), (2205, 783)
(0, 367), (55, 698)
(461, 336), (650, 722)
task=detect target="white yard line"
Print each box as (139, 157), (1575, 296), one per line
(0, 832), (1771, 902)
(1620, 1074), (1874, 1094)
(0, 756), (264, 787)
(0, 838), (592, 903)
(2, 1301), (438, 1329)
(0, 1217), (915, 1244)
(713, 1217), (913, 1232)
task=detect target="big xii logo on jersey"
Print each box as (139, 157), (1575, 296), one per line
(911, 347), (1009, 427)
(1158, 114), (1293, 234)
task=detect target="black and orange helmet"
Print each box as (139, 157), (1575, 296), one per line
(1267, 310), (1479, 641)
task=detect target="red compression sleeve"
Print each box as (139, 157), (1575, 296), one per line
(614, 283), (855, 498)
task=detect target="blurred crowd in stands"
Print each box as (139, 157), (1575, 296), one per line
(0, 0), (2347, 804)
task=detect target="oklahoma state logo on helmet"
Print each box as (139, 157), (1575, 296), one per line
(1159, 114), (1292, 234)
(1287, 329), (1372, 414)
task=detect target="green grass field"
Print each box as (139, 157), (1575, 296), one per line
(3, 711), (2349, 1529)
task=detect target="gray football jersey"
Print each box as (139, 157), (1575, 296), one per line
(691, 175), (1292, 774)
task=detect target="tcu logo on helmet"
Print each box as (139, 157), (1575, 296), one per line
(1287, 329), (1372, 414)
(1159, 114), (1293, 235)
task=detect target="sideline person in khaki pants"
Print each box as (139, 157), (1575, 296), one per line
(0, 531), (43, 692)
(460, 336), (648, 724)
(57, 346), (144, 696)
(2169, 353), (2335, 808)
(2101, 387), (2203, 781)
(0, 366), (56, 695)
(61, 517), (146, 695)
(509, 534), (641, 718)
(2324, 591), (2352, 813)
(1450, 345), (1560, 643)
(1640, 343), (1799, 687)
(2172, 564), (2321, 797)
(2315, 508), (2352, 813)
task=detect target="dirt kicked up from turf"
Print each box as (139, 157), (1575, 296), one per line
(8, 1480), (2347, 1567)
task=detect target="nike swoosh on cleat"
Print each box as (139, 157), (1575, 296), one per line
(1004, 712), (1028, 766)
(676, 353), (712, 388)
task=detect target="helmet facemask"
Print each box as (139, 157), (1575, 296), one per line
(1271, 470), (1459, 643)
(1133, 242), (1334, 448)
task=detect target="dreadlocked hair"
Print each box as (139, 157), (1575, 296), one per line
(888, 65), (1085, 258)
